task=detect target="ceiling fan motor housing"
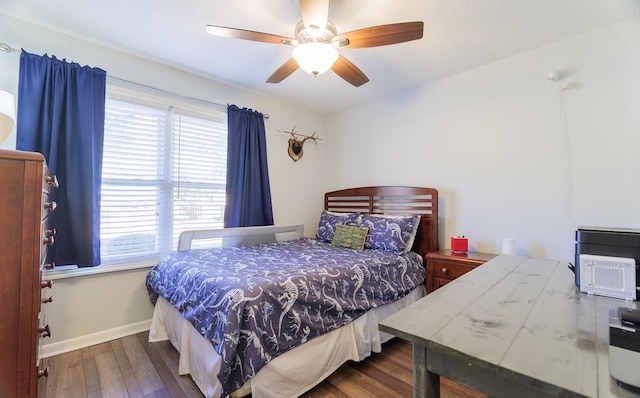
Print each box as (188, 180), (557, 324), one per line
(294, 20), (337, 44)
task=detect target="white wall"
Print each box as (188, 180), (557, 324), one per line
(325, 17), (640, 261)
(0, 14), (328, 351)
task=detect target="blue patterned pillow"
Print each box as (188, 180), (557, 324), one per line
(316, 210), (360, 243)
(360, 214), (421, 254)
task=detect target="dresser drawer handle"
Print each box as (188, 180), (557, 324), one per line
(38, 367), (49, 378)
(45, 229), (56, 237)
(41, 280), (52, 289)
(441, 267), (448, 274)
(38, 324), (51, 338)
(42, 296), (53, 304)
(45, 175), (59, 188)
(44, 201), (57, 211)
(43, 262), (56, 270)
(43, 236), (55, 246)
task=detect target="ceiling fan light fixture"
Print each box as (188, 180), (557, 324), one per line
(292, 42), (338, 76)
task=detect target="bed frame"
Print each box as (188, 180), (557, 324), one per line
(153, 186), (439, 398)
(325, 185), (439, 255)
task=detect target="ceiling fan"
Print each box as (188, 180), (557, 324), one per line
(205, 0), (424, 87)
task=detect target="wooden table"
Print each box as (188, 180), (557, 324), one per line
(379, 255), (640, 397)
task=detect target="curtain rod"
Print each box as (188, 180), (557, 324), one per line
(0, 41), (269, 119)
(0, 42), (20, 53)
(108, 76), (269, 119)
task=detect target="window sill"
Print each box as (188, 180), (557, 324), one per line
(43, 259), (159, 280)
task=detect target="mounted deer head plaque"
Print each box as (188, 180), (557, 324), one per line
(281, 125), (321, 162)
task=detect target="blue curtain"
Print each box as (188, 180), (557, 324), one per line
(16, 50), (106, 267)
(224, 105), (274, 227)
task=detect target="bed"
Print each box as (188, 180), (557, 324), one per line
(146, 186), (439, 398)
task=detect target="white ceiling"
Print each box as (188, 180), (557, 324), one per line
(2, 0), (639, 114)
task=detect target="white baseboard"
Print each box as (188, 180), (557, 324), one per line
(41, 319), (152, 358)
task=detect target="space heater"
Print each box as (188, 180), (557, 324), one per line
(575, 227), (640, 301)
(578, 254), (636, 300)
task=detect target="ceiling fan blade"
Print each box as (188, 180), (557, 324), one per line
(299, 0), (329, 31)
(266, 58), (300, 83)
(331, 55), (369, 87)
(206, 25), (294, 45)
(333, 22), (424, 48)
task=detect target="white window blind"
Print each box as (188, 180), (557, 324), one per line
(100, 91), (227, 264)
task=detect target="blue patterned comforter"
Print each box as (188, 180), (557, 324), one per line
(146, 238), (425, 396)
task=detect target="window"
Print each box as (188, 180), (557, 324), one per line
(100, 86), (227, 265)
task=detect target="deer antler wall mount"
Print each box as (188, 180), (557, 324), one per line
(279, 125), (321, 162)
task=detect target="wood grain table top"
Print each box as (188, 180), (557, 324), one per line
(379, 255), (640, 397)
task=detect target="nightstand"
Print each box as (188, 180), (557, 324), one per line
(426, 250), (497, 293)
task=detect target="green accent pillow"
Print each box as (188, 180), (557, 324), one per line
(332, 224), (369, 250)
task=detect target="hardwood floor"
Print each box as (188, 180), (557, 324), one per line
(41, 331), (485, 398)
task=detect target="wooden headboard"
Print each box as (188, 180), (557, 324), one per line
(324, 186), (439, 257)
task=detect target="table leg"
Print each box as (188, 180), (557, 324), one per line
(412, 343), (440, 398)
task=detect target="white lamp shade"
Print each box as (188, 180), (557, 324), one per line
(0, 90), (16, 143)
(292, 42), (339, 76)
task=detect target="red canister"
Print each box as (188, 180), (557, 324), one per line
(451, 236), (468, 253)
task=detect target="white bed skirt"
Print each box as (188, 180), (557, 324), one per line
(149, 286), (424, 398)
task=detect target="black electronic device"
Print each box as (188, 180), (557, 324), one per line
(609, 307), (640, 391)
(620, 307), (640, 326)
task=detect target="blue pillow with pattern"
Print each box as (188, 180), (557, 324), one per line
(316, 210), (360, 243)
(360, 213), (421, 254)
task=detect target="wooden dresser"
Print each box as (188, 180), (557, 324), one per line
(0, 149), (57, 397)
(426, 249), (496, 293)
